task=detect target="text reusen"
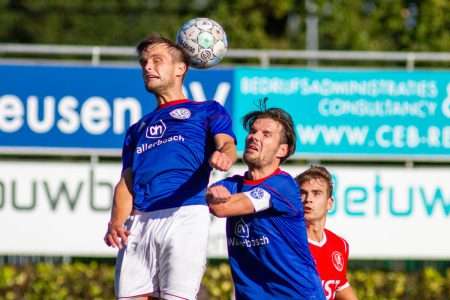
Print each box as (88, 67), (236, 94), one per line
(0, 82), (230, 136)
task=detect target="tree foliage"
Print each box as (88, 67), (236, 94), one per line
(0, 262), (450, 300)
(0, 0), (448, 51)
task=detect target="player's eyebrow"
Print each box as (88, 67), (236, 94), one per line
(300, 188), (322, 193)
(139, 53), (166, 64)
(147, 53), (164, 59)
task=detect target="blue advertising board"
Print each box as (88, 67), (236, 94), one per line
(2, 65), (450, 159)
(0, 65), (233, 153)
(234, 68), (450, 159)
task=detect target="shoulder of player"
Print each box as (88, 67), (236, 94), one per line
(125, 118), (145, 135)
(253, 171), (299, 204)
(127, 112), (155, 134)
(134, 103), (185, 128)
(203, 100), (226, 112)
(266, 170), (298, 189)
(324, 228), (342, 241)
(212, 174), (243, 192)
(185, 99), (220, 107)
(325, 229), (350, 251)
(179, 100), (225, 115)
(233, 173), (244, 179)
(242, 169), (295, 188)
(225, 174), (244, 183)
(215, 174), (243, 185)
(204, 99), (221, 107)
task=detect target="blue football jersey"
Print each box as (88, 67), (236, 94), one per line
(122, 99), (235, 212)
(217, 169), (325, 300)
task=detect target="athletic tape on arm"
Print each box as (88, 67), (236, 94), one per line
(244, 187), (271, 212)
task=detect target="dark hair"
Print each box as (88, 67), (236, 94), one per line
(295, 165), (333, 197)
(136, 34), (190, 67)
(242, 98), (296, 163)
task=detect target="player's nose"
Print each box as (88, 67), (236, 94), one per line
(248, 132), (261, 142)
(143, 60), (154, 71)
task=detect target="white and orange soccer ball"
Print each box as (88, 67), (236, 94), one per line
(176, 17), (228, 69)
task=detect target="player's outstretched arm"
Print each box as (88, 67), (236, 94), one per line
(207, 186), (255, 217)
(104, 168), (133, 249)
(336, 286), (358, 300)
(209, 133), (237, 171)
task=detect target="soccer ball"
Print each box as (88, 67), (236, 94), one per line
(176, 18), (228, 69)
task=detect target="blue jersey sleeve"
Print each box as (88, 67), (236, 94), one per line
(121, 123), (137, 172)
(210, 175), (242, 194)
(260, 175), (302, 215)
(207, 101), (236, 143)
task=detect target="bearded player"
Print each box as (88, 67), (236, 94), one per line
(296, 166), (358, 300)
(207, 106), (325, 300)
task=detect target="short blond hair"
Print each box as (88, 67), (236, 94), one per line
(295, 165), (333, 197)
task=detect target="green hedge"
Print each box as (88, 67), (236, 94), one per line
(0, 262), (449, 299)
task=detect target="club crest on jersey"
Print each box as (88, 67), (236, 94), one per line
(170, 108), (191, 120)
(332, 251), (344, 272)
(145, 120), (166, 139)
(250, 187), (265, 199)
(234, 218), (249, 238)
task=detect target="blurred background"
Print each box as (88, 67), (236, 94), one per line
(0, 0), (449, 299)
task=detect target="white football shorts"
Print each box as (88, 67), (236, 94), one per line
(115, 205), (210, 300)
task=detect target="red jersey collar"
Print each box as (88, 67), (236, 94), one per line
(158, 99), (190, 109)
(243, 168), (283, 185)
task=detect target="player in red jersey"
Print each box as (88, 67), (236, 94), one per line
(296, 166), (358, 300)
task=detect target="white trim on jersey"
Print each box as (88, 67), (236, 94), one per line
(244, 187), (271, 212)
(343, 237), (348, 254)
(308, 230), (327, 247)
(336, 281), (351, 291)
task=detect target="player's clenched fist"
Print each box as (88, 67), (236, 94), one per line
(209, 150), (233, 171)
(206, 185), (231, 204)
(104, 222), (130, 249)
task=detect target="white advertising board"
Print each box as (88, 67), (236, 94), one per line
(211, 165), (450, 259)
(0, 161), (118, 256)
(0, 161), (448, 259)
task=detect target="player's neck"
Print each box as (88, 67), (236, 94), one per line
(155, 89), (186, 106)
(246, 164), (279, 181)
(306, 221), (326, 243)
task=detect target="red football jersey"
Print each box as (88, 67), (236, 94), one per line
(308, 229), (350, 300)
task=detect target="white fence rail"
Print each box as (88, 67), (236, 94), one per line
(1, 43), (450, 69)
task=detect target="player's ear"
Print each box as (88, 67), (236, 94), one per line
(175, 62), (187, 78)
(276, 143), (288, 160)
(327, 197), (333, 210)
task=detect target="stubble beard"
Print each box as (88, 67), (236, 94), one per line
(145, 80), (169, 95)
(243, 152), (261, 169)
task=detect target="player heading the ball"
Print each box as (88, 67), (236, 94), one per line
(104, 34), (237, 300)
